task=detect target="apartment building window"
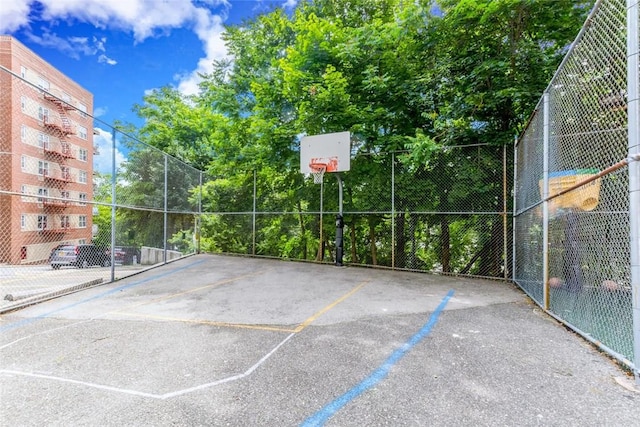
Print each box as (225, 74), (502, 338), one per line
(79, 170), (87, 184)
(21, 125), (26, 141)
(38, 160), (49, 176)
(20, 185), (29, 203)
(79, 193), (87, 205)
(38, 106), (50, 122)
(78, 102), (87, 118)
(79, 215), (87, 228)
(21, 155), (26, 171)
(20, 66), (26, 78)
(37, 215), (47, 231)
(78, 125), (87, 140)
(38, 133), (50, 149)
(78, 148), (88, 162)
(60, 166), (70, 181)
(21, 96), (26, 112)
(38, 77), (50, 92)
(60, 215), (70, 229)
(37, 187), (48, 202)
(21, 215), (26, 229)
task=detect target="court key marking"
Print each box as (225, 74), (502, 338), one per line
(1, 276), (373, 399)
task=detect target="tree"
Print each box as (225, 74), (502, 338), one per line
(126, 0), (595, 275)
(401, 0), (595, 274)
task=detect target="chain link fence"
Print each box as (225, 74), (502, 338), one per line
(514, 0), (639, 379)
(0, 65), (201, 312)
(1, 54), (511, 312)
(199, 145), (510, 280)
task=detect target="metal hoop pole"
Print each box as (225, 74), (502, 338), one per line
(335, 173), (344, 266)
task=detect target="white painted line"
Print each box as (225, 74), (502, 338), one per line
(160, 332), (295, 399)
(0, 369), (162, 399)
(0, 319), (94, 350)
(1, 332), (297, 400)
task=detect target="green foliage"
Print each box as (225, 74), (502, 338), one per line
(200, 214), (250, 254)
(123, 0), (594, 274)
(169, 228), (196, 253)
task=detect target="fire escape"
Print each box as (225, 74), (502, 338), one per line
(42, 94), (75, 235)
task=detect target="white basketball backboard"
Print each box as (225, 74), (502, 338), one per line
(300, 131), (351, 174)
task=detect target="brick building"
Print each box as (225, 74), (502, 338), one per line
(0, 36), (95, 264)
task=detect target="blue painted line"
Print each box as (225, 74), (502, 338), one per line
(0, 259), (207, 333)
(301, 289), (455, 427)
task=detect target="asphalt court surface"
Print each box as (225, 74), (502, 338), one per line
(1, 254), (638, 426)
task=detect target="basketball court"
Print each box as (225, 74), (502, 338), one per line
(1, 254), (638, 426)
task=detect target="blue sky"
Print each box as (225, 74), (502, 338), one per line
(1, 0), (296, 124)
(1, 0), (296, 171)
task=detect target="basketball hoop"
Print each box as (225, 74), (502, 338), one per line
(309, 162), (327, 184)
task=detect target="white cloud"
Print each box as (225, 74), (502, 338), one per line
(4, 1), (316, 99)
(282, 0), (298, 9)
(23, 30), (114, 62)
(176, 9), (227, 96)
(93, 107), (108, 117)
(25, 31), (89, 59)
(36, 0), (229, 44)
(98, 54), (117, 65)
(3, 0), (232, 96)
(94, 36), (107, 52)
(93, 127), (126, 174)
(0, 0), (32, 34)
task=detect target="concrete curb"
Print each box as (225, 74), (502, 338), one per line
(2, 278), (103, 310)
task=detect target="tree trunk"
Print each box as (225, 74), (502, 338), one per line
(478, 216), (503, 277)
(315, 214), (323, 262)
(436, 159), (451, 273)
(489, 216), (503, 276)
(440, 214), (450, 273)
(369, 218), (378, 265)
(395, 212), (406, 268)
(408, 213), (418, 269)
(297, 200), (307, 260)
(349, 217), (358, 263)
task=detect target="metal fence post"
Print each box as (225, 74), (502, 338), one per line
(163, 154), (168, 264)
(391, 152), (395, 269)
(253, 169), (256, 256)
(512, 136), (518, 283)
(110, 128), (117, 282)
(198, 170), (202, 254)
(627, 0), (640, 385)
(503, 144), (508, 280)
(542, 92), (550, 310)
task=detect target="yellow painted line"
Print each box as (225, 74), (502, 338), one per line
(294, 279), (371, 333)
(117, 312), (296, 333)
(105, 270), (369, 335)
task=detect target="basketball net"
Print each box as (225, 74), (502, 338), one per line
(309, 162), (327, 184)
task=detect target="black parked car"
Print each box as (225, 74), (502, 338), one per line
(50, 244), (111, 269)
(112, 246), (141, 265)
